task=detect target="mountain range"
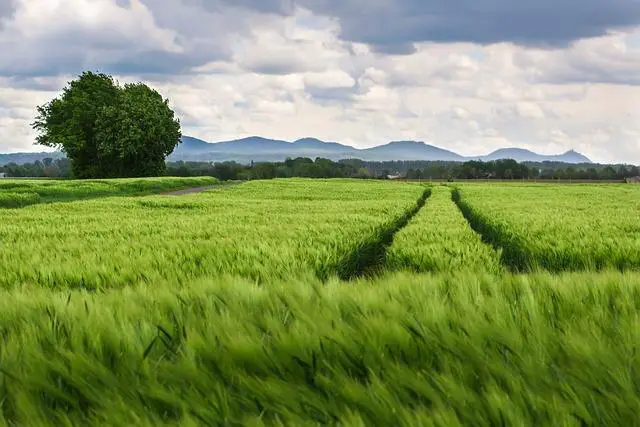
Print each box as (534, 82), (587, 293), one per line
(171, 136), (592, 164)
(0, 136), (592, 165)
(0, 151), (66, 166)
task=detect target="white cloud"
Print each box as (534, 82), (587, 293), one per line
(303, 70), (355, 89)
(514, 32), (640, 85)
(0, 0), (187, 76)
(0, 0), (638, 164)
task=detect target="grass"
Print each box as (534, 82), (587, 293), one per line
(332, 184), (430, 280)
(453, 184), (640, 272)
(1, 178), (639, 425)
(0, 191), (41, 208)
(0, 271), (639, 425)
(0, 176), (219, 208)
(387, 185), (503, 274)
(0, 179), (424, 290)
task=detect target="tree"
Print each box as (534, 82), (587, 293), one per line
(32, 71), (181, 178)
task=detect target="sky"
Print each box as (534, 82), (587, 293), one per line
(0, 0), (638, 163)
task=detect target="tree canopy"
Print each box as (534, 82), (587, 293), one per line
(32, 71), (181, 178)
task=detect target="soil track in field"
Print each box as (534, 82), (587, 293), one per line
(329, 187), (432, 281)
(450, 187), (531, 272)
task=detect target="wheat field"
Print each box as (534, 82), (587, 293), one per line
(0, 178), (638, 426)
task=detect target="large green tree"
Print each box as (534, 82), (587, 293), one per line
(32, 71), (181, 178)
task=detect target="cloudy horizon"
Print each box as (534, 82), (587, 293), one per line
(0, 0), (638, 163)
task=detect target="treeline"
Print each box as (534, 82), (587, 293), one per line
(0, 157), (367, 179)
(168, 158), (640, 181)
(2, 157), (639, 181)
(165, 157), (371, 180)
(0, 158), (70, 178)
(342, 159), (640, 181)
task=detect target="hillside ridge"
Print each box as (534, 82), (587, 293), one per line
(0, 136), (593, 165)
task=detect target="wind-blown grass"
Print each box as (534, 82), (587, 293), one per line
(331, 184), (431, 280)
(0, 176), (219, 207)
(0, 271), (639, 425)
(1, 179), (638, 425)
(0, 179), (424, 289)
(387, 185), (503, 273)
(0, 191), (41, 208)
(454, 184), (640, 272)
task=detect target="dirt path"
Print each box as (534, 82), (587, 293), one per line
(160, 183), (241, 196)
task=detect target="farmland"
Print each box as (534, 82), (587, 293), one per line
(0, 179), (425, 289)
(386, 185), (503, 274)
(0, 176), (218, 208)
(455, 184), (640, 271)
(0, 178), (639, 425)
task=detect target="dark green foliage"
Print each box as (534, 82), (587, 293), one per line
(455, 159), (529, 179)
(341, 159), (639, 181)
(95, 83), (181, 178)
(7, 155), (638, 182)
(165, 156), (373, 181)
(32, 71), (181, 178)
(0, 158), (70, 178)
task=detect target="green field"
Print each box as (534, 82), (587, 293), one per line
(0, 178), (639, 426)
(386, 186), (503, 274)
(0, 177), (218, 208)
(455, 184), (640, 271)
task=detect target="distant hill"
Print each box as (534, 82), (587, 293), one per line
(169, 136), (359, 162)
(0, 151), (65, 166)
(0, 136), (593, 165)
(168, 136), (592, 164)
(479, 148), (592, 163)
(360, 140), (464, 162)
(178, 136), (215, 153)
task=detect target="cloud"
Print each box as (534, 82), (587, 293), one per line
(230, 9), (348, 76)
(493, 102), (548, 120)
(0, 0), (639, 164)
(295, 0), (640, 51)
(233, 32), (340, 75)
(3, 0), (639, 79)
(304, 70), (355, 89)
(0, 0), (247, 77)
(0, 0), (16, 23)
(0, 0), (189, 76)
(515, 33), (640, 85)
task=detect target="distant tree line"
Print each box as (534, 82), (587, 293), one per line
(165, 157), (372, 180)
(2, 157), (639, 181)
(1, 158), (71, 178)
(342, 159), (640, 181)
